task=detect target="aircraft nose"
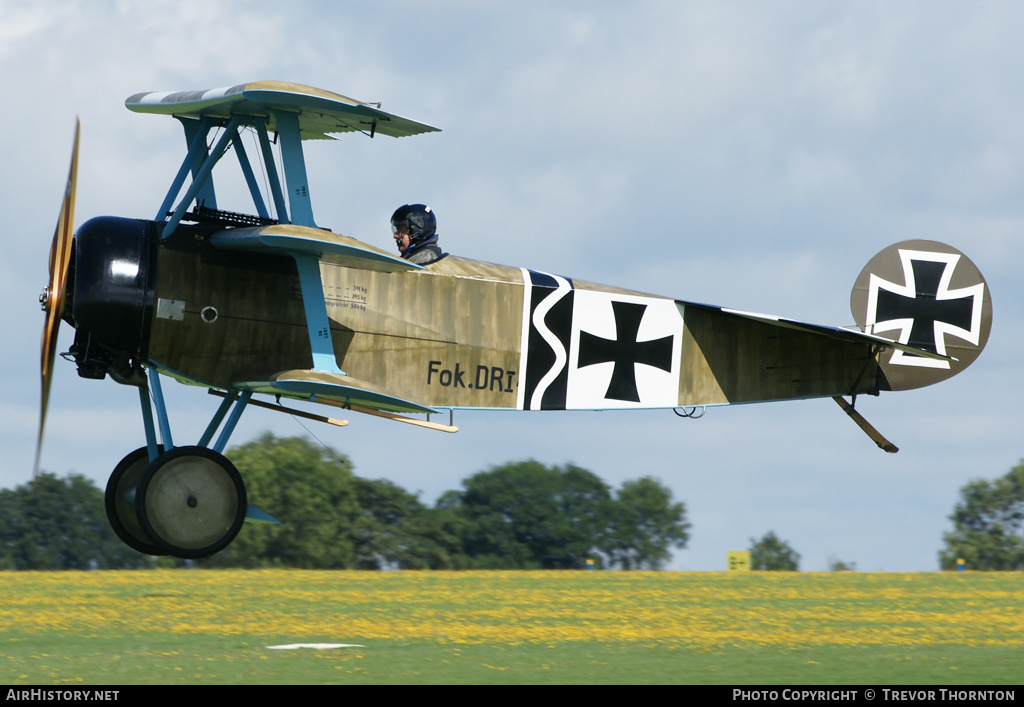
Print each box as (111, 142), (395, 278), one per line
(70, 216), (158, 368)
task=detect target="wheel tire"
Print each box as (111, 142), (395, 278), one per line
(104, 446), (166, 556)
(136, 446), (247, 559)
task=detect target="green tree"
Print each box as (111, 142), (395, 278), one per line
(749, 531), (800, 571)
(448, 460), (613, 568)
(352, 477), (462, 569)
(606, 477), (690, 570)
(0, 473), (149, 570)
(939, 462), (1024, 571)
(207, 434), (361, 568)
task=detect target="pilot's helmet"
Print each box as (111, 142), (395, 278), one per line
(391, 204), (436, 248)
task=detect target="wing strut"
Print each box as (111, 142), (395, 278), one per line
(161, 118), (242, 238)
(832, 396), (898, 453)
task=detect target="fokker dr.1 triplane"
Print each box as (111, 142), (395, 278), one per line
(37, 81), (992, 560)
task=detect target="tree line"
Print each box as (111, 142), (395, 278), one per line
(1, 434), (689, 571)
(5, 436), (1022, 571)
(746, 460), (1024, 572)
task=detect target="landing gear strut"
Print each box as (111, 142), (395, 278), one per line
(102, 371), (256, 559)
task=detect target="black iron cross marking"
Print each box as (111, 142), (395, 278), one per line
(873, 258), (975, 355)
(577, 301), (674, 402)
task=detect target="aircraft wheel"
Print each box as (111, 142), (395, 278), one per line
(104, 446), (166, 556)
(136, 446), (247, 559)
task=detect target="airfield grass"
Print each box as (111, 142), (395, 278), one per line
(1, 570), (1021, 685)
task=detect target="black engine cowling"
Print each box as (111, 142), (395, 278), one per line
(67, 216), (158, 382)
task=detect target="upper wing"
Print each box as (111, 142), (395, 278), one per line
(126, 81), (440, 139)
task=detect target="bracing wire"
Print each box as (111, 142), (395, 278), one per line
(288, 414), (349, 468)
(247, 126), (276, 221)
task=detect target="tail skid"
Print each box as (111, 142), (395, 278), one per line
(833, 396), (898, 453)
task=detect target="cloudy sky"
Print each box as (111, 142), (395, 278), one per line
(3, 1), (1021, 571)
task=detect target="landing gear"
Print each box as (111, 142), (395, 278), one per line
(136, 446), (248, 559)
(101, 373), (255, 558)
(104, 446), (166, 556)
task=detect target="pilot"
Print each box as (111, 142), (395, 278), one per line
(391, 204), (444, 265)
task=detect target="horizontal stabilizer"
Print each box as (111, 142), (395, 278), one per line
(234, 369), (437, 414)
(126, 81), (440, 139)
(682, 301), (955, 363)
(210, 225), (422, 272)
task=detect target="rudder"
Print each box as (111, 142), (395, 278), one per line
(850, 239), (992, 391)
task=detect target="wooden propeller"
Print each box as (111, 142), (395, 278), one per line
(35, 119), (80, 477)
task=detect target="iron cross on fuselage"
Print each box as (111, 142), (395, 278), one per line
(577, 300), (674, 402)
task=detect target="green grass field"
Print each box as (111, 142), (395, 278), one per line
(2, 570), (1021, 684)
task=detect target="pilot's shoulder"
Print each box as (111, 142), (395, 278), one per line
(407, 244), (445, 266)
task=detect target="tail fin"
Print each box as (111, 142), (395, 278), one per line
(850, 239), (992, 391)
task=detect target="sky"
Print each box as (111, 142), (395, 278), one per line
(3, 0), (1022, 571)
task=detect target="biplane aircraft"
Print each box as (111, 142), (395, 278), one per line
(37, 81), (992, 560)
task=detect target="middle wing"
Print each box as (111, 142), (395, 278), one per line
(209, 224), (422, 272)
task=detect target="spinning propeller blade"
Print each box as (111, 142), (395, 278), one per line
(35, 119), (80, 477)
